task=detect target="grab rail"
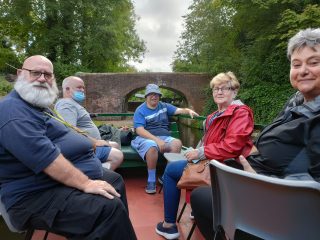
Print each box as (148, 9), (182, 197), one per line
(90, 113), (265, 130)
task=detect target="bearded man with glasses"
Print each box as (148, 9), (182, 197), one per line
(0, 55), (137, 239)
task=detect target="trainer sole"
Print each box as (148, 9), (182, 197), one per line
(155, 227), (180, 240)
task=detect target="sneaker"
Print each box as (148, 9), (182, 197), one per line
(190, 211), (194, 220)
(158, 175), (164, 185)
(145, 182), (156, 194)
(156, 222), (180, 240)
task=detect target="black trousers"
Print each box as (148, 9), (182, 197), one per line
(9, 169), (137, 240)
(190, 186), (215, 240)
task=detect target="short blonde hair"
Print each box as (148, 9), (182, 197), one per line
(209, 71), (240, 90)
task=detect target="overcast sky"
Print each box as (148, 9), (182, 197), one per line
(130, 0), (193, 72)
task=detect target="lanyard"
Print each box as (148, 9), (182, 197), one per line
(44, 109), (88, 136)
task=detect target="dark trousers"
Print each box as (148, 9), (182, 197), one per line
(190, 186), (215, 240)
(9, 169), (137, 240)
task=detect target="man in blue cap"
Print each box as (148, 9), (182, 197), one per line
(131, 84), (199, 194)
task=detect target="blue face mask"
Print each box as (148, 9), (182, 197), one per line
(72, 91), (85, 102)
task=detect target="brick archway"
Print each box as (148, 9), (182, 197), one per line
(78, 72), (212, 114)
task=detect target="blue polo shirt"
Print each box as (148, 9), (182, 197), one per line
(0, 91), (103, 210)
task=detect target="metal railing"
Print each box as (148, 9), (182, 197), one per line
(91, 113), (265, 131)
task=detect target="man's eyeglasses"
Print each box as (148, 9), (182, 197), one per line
(212, 86), (233, 93)
(22, 68), (54, 81)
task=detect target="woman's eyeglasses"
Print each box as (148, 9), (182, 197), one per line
(212, 86), (232, 93)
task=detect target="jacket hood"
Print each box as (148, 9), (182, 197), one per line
(222, 100), (251, 116)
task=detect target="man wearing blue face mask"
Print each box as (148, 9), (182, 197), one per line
(55, 76), (123, 170)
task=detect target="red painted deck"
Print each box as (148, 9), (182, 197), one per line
(29, 168), (204, 240)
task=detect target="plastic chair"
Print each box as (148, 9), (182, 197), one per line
(210, 160), (320, 240)
(0, 195), (49, 240)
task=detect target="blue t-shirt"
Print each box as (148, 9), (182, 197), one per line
(133, 102), (177, 136)
(0, 91), (103, 210)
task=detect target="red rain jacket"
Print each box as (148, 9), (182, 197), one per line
(203, 104), (254, 161)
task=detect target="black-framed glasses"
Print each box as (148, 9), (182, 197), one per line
(212, 86), (232, 93)
(22, 68), (54, 81)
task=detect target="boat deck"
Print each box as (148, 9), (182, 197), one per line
(2, 167), (204, 240)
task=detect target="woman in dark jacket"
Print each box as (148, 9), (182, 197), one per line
(191, 27), (320, 240)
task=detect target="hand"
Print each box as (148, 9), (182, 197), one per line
(184, 149), (199, 161)
(120, 125), (129, 131)
(249, 145), (259, 155)
(188, 109), (199, 119)
(95, 139), (110, 147)
(83, 179), (121, 199)
(239, 155), (256, 174)
(155, 139), (166, 153)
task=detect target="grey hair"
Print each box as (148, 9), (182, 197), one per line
(62, 76), (79, 94)
(287, 28), (320, 59)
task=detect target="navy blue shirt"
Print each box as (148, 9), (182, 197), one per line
(0, 91), (103, 210)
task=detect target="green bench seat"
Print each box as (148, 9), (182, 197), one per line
(120, 122), (179, 168)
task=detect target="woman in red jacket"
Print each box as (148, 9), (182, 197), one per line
(156, 71), (254, 240)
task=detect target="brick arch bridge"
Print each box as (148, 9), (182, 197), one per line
(78, 72), (212, 114)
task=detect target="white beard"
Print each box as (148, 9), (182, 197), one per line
(14, 75), (59, 108)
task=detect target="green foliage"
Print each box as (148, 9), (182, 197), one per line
(54, 62), (91, 86)
(201, 87), (216, 116)
(0, 40), (21, 74)
(173, 0), (320, 124)
(0, 0), (146, 74)
(201, 81), (295, 124)
(0, 76), (13, 97)
(239, 82), (295, 124)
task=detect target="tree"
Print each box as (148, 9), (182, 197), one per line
(0, 0), (146, 83)
(173, 0), (320, 123)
